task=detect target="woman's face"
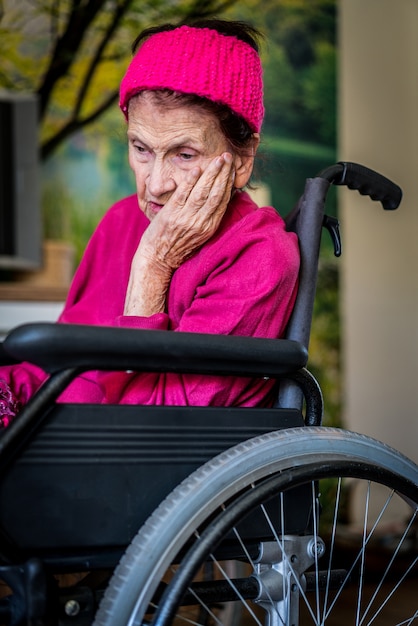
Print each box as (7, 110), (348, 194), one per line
(127, 92), (248, 222)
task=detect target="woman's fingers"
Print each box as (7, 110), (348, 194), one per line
(141, 152), (236, 270)
(167, 166), (201, 212)
(187, 153), (233, 217)
(166, 152), (233, 219)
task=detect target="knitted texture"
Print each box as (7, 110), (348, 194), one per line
(119, 25), (264, 132)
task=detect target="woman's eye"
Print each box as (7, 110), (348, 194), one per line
(179, 152), (195, 161)
(132, 143), (150, 160)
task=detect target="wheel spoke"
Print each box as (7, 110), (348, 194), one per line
(324, 485), (397, 621)
(94, 428), (418, 626)
(259, 495), (319, 624)
(322, 477), (342, 620)
(360, 507), (418, 625)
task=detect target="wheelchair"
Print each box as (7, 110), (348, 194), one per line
(0, 162), (416, 626)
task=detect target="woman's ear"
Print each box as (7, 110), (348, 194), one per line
(233, 134), (260, 189)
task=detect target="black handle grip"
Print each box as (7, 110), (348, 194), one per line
(318, 161), (402, 210)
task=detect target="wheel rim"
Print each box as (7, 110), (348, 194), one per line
(151, 462), (418, 626)
(94, 429), (418, 626)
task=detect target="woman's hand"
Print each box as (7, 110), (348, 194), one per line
(124, 152), (235, 316)
(142, 151), (235, 269)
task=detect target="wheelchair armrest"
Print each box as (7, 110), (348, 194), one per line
(3, 323), (308, 379)
(0, 342), (19, 366)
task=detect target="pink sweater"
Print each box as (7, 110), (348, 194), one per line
(1, 191), (299, 409)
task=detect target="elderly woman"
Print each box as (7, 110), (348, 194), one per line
(0, 19), (299, 424)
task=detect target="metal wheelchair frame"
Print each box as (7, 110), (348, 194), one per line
(1, 162), (416, 626)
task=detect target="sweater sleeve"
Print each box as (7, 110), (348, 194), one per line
(0, 197), (143, 411)
(0, 198), (300, 412)
(99, 207), (300, 408)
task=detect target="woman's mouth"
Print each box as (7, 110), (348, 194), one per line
(148, 201), (164, 215)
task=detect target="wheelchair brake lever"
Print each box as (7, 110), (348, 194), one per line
(323, 215), (342, 257)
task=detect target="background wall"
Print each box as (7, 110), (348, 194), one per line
(339, 0), (418, 462)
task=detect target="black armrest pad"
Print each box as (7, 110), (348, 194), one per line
(4, 323), (308, 379)
(0, 342), (19, 366)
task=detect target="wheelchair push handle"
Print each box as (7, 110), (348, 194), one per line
(318, 161), (402, 210)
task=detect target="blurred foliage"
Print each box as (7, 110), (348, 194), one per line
(0, 0), (238, 160)
(42, 177), (109, 262)
(310, 261), (341, 427)
(225, 0), (337, 145)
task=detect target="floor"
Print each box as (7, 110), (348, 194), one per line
(298, 578), (417, 625)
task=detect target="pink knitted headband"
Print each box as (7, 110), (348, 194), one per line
(119, 25), (264, 133)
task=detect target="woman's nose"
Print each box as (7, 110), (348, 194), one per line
(147, 158), (176, 197)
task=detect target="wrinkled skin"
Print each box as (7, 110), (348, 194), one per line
(124, 91), (259, 317)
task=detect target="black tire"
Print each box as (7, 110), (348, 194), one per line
(94, 427), (418, 626)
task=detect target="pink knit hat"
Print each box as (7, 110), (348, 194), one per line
(119, 25), (264, 133)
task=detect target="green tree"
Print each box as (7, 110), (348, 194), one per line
(225, 0), (337, 144)
(0, 0), (237, 160)
(302, 41), (337, 145)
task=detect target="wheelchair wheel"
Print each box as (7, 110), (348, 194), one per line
(94, 427), (418, 626)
